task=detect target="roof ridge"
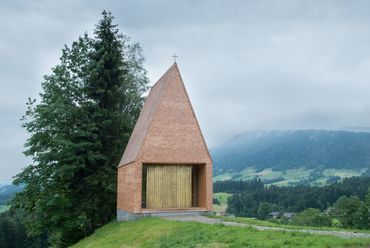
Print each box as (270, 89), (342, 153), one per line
(150, 63), (177, 90)
(118, 63), (178, 167)
(132, 64), (176, 163)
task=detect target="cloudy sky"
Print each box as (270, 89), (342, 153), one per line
(2, 0), (370, 182)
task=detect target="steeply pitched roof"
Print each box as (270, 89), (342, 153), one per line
(119, 64), (176, 166)
(119, 63), (211, 167)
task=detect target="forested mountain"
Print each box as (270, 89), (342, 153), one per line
(211, 129), (370, 175)
(0, 185), (22, 205)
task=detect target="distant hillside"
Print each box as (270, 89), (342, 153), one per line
(211, 130), (370, 176)
(0, 184), (22, 205)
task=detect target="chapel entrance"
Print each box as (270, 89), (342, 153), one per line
(142, 164), (201, 209)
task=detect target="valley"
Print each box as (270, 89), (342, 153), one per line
(213, 166), (366, 186)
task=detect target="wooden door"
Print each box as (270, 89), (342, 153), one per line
(146, 165), (192, 209)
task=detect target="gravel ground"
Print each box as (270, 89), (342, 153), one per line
(162, 215), (370, 239)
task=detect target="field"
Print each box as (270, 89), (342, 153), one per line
(213, 192), (232, 212)
(0, 205), (9, 213)
(72, 217), (370, 248)
(213, 167), (365, 186)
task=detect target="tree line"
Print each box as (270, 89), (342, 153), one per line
(6, 11), (148, 247)
(0, 210), (48, 248)
(216, 177), (370, 229)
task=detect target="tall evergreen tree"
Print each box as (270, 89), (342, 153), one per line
(13, 11), (148, 247)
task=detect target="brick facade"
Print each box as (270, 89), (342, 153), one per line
(117, 63), (212, 218)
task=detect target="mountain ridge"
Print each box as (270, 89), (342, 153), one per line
(211, 129), (370, 176)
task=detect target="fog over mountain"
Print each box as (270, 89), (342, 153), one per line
(211, 129), (370, 175)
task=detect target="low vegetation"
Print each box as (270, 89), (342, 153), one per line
(213, 192), (231, 212)
(215, 177), (369, 212)
(216, 216), (370, 234)
(213, 177), (370, 231)
(72, 217), (370, 248)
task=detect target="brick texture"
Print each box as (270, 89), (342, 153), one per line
(117, 63), (213, 214)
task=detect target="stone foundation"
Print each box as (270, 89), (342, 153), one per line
(117, 209), (148, 222)
(117, 209), (209, 222)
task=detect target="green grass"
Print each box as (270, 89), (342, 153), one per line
(0, 205), (9, 213)
(213, 173), (234, 181)
(213, 167), (366, 186)
(213, 193), (232, 213)
(215, 216), (370, 234)
(72, 217), (370, 248)
(323, 168), (365, 178)
(214, 193), (231, 204)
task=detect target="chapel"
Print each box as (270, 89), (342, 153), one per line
(117, 63), (212, 220)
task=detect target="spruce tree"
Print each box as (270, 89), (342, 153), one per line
(13, 11), (148, 247)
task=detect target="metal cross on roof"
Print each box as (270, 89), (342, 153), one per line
(172, 53), (178, 62)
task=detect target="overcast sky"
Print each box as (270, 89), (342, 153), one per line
(2, 0), (370, 183)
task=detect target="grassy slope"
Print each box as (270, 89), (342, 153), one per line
(213, 167), (365, 186)
(217, 216), (370, 234)
(72, 217), (370, 248)
(213, 192), (232, 212)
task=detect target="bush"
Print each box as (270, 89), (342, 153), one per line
(257, 202), (280, 220)
(294, 208), (332, 227)
(331, 196), (369, 229)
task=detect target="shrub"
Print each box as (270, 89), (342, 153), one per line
(294, 208), (332, 227)
(331, 196), (369, 229)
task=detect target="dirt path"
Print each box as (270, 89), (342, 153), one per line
(162, 215), (370, 239)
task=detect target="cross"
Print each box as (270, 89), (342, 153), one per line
(172, 53), (178, 62)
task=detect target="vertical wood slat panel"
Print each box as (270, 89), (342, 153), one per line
(146, 165), (192, 209)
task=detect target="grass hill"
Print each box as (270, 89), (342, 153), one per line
(211, 129), (370, 185)
(72, 217), (370, 248)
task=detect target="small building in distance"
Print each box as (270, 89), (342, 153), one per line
(269, 211), (296, 219)
(117, 63), (213, 221)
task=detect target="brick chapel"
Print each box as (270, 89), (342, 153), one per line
(117, 63), (212, 220)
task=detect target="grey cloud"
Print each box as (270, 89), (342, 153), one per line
(2, 0), (370, 182)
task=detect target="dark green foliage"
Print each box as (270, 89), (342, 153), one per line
(326, 176), (341, 184)
(13, 11), (148, 247)
(0, 215), (15, 248)
(223, 177), (370, 220)
(0, 210), (48, 248)
(211, 130), (370, 174)
(365, 187), (370, 207)
(213, 179), (264, 193)
(213, 197), (220, 205)
(331, 196), (370, 229)
(293, 208), (332, 227)
(257, 202), (279, 220)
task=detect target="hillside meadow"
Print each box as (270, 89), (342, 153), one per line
(72, 217), (370, 248)
(213, 167), (365, 186)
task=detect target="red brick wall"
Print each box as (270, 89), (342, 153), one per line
(117, 161), (142, 213)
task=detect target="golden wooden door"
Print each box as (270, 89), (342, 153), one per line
(146, 165), (192, 209)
